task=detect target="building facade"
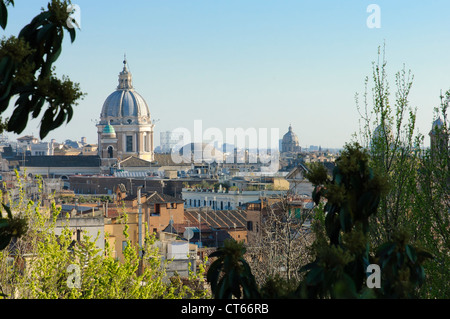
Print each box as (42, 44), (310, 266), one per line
(182, 188), (286, 210)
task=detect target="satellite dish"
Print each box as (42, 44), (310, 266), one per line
(183, 228), (194, 240)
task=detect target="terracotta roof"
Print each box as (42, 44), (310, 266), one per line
(184, 209), (246, 230)
(122, 191), (184, 204)
(117, 156), (153, 167)
(146, 191), (184, 204)
(164, 222), (212, 235)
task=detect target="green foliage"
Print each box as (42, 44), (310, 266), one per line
(259, 274), (299, 299)
(412, 93), (449, 298)
(207, 239), (260, 299)
(0, 172), (207, 299)
(0, 0), (85, 139)
(305, 162), (329, 187)
(298, 142), (432, 299)
(0, 203), (27, 251)
(355, 44), (448, 298)
(374, 230), (433, 298)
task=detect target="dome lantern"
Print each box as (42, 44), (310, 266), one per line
(117, 57), (133, 90)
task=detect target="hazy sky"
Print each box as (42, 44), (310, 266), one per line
(2, 0), (450, 148)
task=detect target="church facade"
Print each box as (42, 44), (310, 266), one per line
(96, 58), (154, 168)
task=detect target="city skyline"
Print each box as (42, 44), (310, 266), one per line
(2, 0), (450, 148)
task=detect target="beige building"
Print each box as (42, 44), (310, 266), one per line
(104, 189), (185, 262)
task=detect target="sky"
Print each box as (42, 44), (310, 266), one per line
(2, 0), (450, 148)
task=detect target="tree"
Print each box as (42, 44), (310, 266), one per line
(0, 0), (84, 139)
(355, 43), (449, 298)
(298, 142), (432, 298)
(414, 92), (450, 298)
(354, 43), (423, 246)
(245, 194), (314, 287)
(207, 239), (260, 299)
(0, 172), (207, 299)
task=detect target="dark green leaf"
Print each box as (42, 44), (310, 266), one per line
(376, 242), (396, 258)
(334, 173), (342, 185)
(39, 107), (55, 139)
(68, 27), (76, 43)
(31, 96), (45, 118)
(8, 102), (29, 133)
(306, 266), (324, 286)
(299, 261), (317, 273)
(36, 23), (54, 44)
(0, 234), (12, 250)
(0, 0), (8, 30)
(312, 187), (321, 205)
(339, 205), (352, 232)
(405, 245), (417, 263)
(2, 204), (12, 219)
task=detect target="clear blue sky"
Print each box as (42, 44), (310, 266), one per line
(3, 0), (450, 148)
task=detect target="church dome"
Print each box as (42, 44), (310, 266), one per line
(281, 125), (300, 153)
(282, 125), (299, 144)
(373, 124), (393, 141)
(431, 117), (445, 132)
(102, 124), (116, 138)
(100, 58), (151, 124)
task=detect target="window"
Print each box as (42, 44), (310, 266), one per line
(153, 204), (161, 216)
(144, 134), (149, 152)
(247, 221), (253, 231)
(126, 135), (133, 152)
(122, 241), (128, 252)
(107, 146), (114, 158)
(166, 203), (176, 209)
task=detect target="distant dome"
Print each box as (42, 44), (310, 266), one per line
(100, 59), (151, 124)
(281, 125), (300, 153)
(102, 124), (116, 137)
(282, 125), (299, 145)
(176, 142), (223, 162)
(431, 117), (445, 132)
(373, 124), (393, 141)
